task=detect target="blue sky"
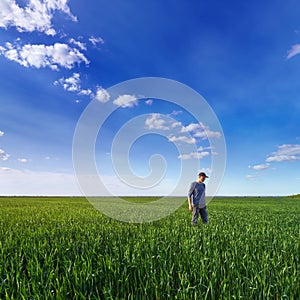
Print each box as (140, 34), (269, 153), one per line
(0, 0), (300, 196)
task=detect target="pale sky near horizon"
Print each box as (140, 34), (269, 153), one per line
(0, 0), (300, 197)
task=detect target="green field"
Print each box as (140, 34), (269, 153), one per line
(0, 196), (299, 299)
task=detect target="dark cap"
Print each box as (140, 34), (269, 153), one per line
(198, 172), (209, 178)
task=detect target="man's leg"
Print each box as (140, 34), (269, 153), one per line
(200, 206), (208, 224)
(191, 206), (200, 225)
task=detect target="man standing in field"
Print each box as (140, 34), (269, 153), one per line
(187, 172), (209, 225)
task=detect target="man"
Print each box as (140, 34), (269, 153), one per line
(187, 172), (209, 225)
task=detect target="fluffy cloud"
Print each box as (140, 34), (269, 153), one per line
(54, 73), (92, 95)
(145, 113), (170, 130)
(246, 174), (261, 180)
(0, 42), (89, 70)
(266, 144), (300, 162)
(167, 134), (196, 144)
(193, 129), (222, 139)
(94, 86), (110, 103)
(247, 144), (300, 178)
(145, 114), (198, 145)
(0, 149), (10, 161)
(178, 151), (210, 160)
(286, 44), (300, 60)
(18, 158), (28, 163)
(89, 36), (105, 46)
(170, 110), (182, 116)
(54, 77), (110, 101)
(181, 123), (202, 133)
(193, 122), (222, 139)
(0, 167), (13, 172)
(178, 146), (213, 160)
(0, 133), (9, 160)
(144, 114), (220, 149)
(145, 113), (181, 131)
(266, 155), (298, 162)
(113, 94), (138, 108)
(54, 72), (80, 91)
(0, 0), (76, 36)
(180, 122), (221, 139)
(249, 163), (270, 170)
(145, 99), (153, 106)
(69, 38), (86, 51)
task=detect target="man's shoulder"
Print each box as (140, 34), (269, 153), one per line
(188, 181), (197, 192)
(195, 181), (205, 188)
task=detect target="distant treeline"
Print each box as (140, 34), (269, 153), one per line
(287, 194), (300, 198)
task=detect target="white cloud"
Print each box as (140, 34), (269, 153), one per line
(55, 72), (80, 91)
(198, 146), (213, 151)
(94, 86), (110, 103)
(78, 89), (92, 96)
(286, 44), (300, 60)
(0, 131), (4, 137)
(89, 36), (105, 46)
(0, 149), (10, 161)
(167, 134), (196, 144)
(247, 144), (300, 176)
(69, 38), (86, 51)
(145, 113), (170, 130)
(170, 110), (182, 116)
(144, 115), (221, 154)
(145, 99), (153, 105)
(144, 116), (221, 142)
(249, 163), (270, 170)
(144, 115), (219, 145)
(178, 151), (210, 160)
(266, 155), (298, 162)
(18, 158), (28, 163)
(194, 129), (222, 139)
(0, 0), (76, 36)
(181, 123), (202, 133)
(193, 122), (222, 139)
(0, 42), (89, 70)
(145, 113), (182, 131)
(113, 94), (138, 108)
(266, 144), (300, 162)
(180, 122), (221, 139)
(246, 174), (261, 180)
(171, 121), (182, 128)
(54, 73), (92, 96)
(0, 167), (13, 172)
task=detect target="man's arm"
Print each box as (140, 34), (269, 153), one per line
(187, 196), (193, 211)
(187, 182), (195, 211)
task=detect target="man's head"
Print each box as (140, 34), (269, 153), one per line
(198, 172), (209, 182)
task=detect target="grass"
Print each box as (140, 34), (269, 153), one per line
(0, 196), (299, 299)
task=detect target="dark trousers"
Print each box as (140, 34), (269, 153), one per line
(191, 205), (208, 224)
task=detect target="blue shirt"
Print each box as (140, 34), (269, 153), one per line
(188, 181), (206, 208)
